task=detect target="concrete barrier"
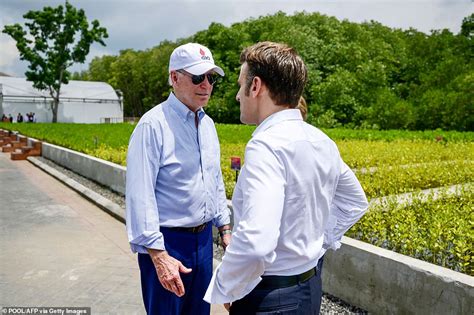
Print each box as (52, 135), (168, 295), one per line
(36, 140), (474, 314)
(323, 236), (474, 314)
(41, 142), (126, 195)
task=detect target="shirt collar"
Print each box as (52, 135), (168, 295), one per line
(252, 108), (303, 137)
(168, 92), (206, 123)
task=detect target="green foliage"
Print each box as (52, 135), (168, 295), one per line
(2, 1), (108, 122)
(2, 122), (472, 199)
(322, 128), (474, 142)
(0, 123), (132, 165)
(2, 122), (472, 273)
(77, 11), (472, 130)
(215, 123), (254, 144)
(311, 68), (359, 125)
(460, 13), (474, 39)
(348, 188), (474, 275)
(338, 139), (474, 168)
(358, 161), (473, 199)
(363, 88), (416, 130)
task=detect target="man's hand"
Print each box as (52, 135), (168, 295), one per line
(147, 248), (192, 297)
(224, 303), (231, 312)
(220, 233), (232, 251)
(218, 225), (232, 251)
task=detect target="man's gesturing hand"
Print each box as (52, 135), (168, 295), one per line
(147, 248), (192, 297)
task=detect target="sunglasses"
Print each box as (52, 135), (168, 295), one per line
(176, 69), (219, 85)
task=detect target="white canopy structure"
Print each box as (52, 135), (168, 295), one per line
(0, 76), (123, 123)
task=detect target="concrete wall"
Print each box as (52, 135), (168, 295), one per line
(323, 237), (474, 314)
(39, 141), (474, 314)
(42, 142), (126, 195)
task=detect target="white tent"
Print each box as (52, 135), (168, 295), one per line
(0, 77), (123, 123)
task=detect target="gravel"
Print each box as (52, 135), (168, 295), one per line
(36, 156), (368, 314)
(37, 156), (126, 209)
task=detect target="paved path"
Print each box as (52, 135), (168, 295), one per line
(0, 152), (226, 314)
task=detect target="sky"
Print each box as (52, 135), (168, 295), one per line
(1, 0), (472, 77)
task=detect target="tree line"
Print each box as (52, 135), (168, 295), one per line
(73, 12), (473, 131)
(3, 1), (107, 122)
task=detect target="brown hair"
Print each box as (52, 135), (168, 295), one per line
(240, 41), (307, 108)
(297, 97), (308, 121)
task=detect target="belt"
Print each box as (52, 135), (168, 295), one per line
(256, 268), (316, 290)
(168, 222), (209, 233)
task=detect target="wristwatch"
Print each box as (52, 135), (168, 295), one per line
(219, 229), (232, 237)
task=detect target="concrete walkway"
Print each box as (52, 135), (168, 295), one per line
(0, 152), (226, 314)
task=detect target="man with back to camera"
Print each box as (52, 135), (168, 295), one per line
(126, 42), (232, 315)
(204, 42), (369, 314)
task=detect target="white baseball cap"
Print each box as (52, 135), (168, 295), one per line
(168, 43), (225, 76)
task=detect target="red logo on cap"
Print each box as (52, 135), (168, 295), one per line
(200, 48), (210, 60)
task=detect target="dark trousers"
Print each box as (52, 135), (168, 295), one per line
(138, 223), (213, 315)
(230, 257), (324, 315)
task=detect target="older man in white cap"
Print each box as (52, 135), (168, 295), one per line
(126, 43), (232, 315)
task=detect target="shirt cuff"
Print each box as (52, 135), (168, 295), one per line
(204, 263), (262, 304)
(212, 207), (231, 228)
(129, 231), (165, 253)
(323, 240), (342, 251)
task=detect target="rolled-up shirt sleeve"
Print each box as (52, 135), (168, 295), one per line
(126, 122), (164, 253)
(205, 139), (285, 304)
(324, 160), (368, 250)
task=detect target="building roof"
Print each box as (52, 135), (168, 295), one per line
(0, 77), (119, 101)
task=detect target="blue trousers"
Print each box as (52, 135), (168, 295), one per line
(138, 223), (213, 315)
(230, 257), (324, 315)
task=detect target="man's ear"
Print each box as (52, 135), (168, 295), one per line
(251, 76), (263, 98)
(170, 71), (178, 85)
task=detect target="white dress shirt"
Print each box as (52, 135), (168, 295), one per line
(204, 109), (368, 304)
